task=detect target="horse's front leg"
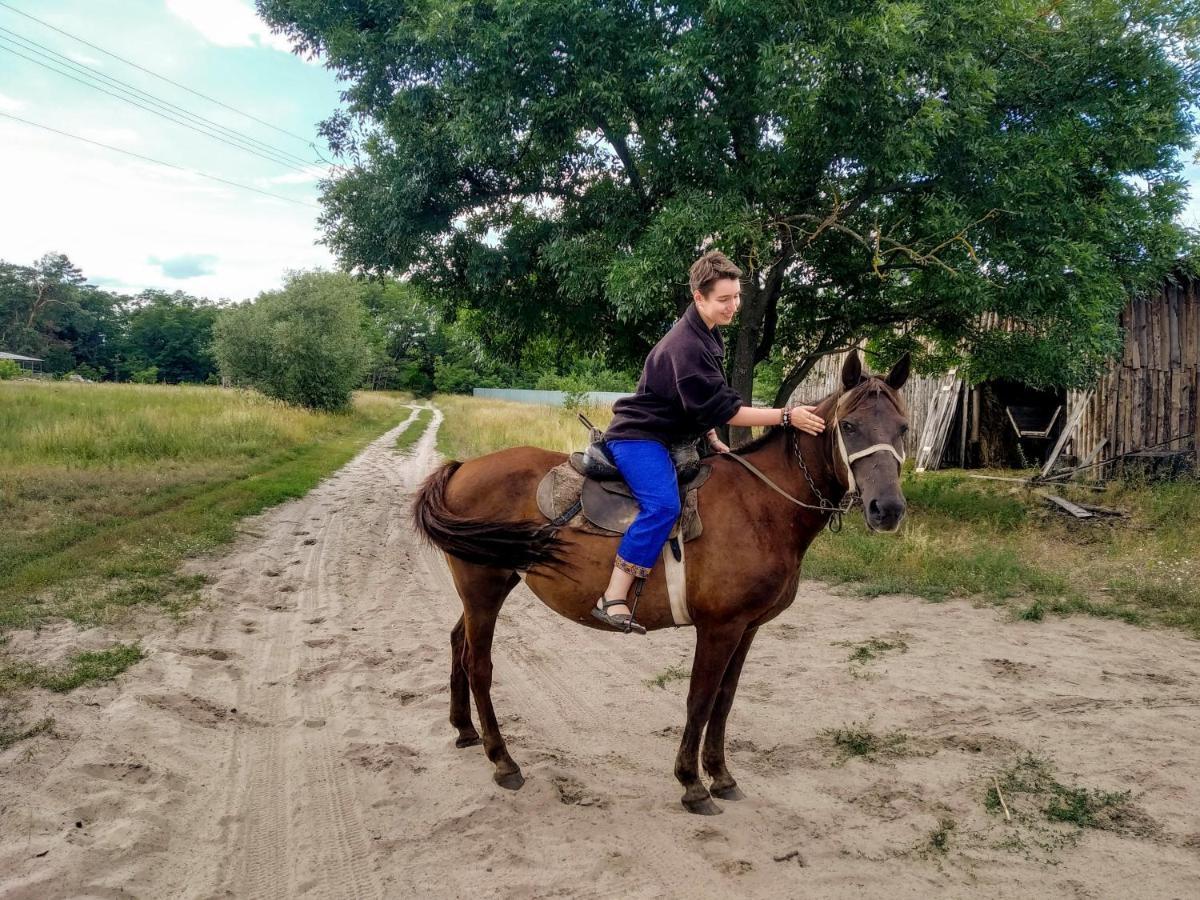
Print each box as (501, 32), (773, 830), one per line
(675, 623), (745, 815)
(702, 627), (757, 800)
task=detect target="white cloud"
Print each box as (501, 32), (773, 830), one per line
(166, 0), (294, 54)
(79, 127), (141, 147)
(261, 169), (324, 185)
(0, 118), (333, 301)
(0, 92), (26, 112)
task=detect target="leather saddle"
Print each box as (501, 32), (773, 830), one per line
(535, 415), (711, 543)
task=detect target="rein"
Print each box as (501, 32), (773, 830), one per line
(724, 394), (906, 532)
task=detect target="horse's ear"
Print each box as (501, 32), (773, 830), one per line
(885, 352), (911, 391)
(841, 350), (863, 390)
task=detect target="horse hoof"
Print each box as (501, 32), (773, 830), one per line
(494, 769), (525, 791)
(682, 795), (722, 816)
(455, 732), (481, 748)
(710, 783), (745, 801)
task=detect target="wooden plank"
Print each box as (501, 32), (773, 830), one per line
(1170, 281), (1182, 367)
(1041, 391), (1092, 478)
(1080, 437), (1108, 469)
(1044, 494), (1095, 518)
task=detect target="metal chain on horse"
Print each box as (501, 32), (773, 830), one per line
(722, 428), (858, 531)
(790, 428), (858, 532)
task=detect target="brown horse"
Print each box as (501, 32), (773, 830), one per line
(413, 350), (911, 814)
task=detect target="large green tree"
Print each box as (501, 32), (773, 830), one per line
(213, 271), (371, 410)
(120, 290), (220, 383)
(0, 253), (122, 375)
(260, 0), (1199, 439)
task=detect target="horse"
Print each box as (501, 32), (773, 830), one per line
(413, 350), (911, 814)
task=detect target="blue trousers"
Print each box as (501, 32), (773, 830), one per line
(606, 439), (681, 578)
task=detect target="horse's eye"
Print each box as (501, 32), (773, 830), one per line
(899, 423), (909, 435)
(841, 421), (856, 433)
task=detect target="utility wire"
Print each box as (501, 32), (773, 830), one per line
(0, 111), (322, 209)
(0, 24), (319, 170)
(0, 40), (318, 175)
(0, 0), (315, 146)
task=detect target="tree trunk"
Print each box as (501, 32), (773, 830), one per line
(726, 276), (769, 447)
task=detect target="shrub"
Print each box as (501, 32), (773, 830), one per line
(212, 272), (370, 411)
(131, 366), (159, 384)
(0, 359), (21, 380)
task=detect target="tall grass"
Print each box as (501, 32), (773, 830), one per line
(0, 382), (412, 639)
(434, 394), (613, 459)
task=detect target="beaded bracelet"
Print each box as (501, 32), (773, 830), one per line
(781, 406), (791, 428)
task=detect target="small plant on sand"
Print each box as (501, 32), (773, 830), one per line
(644, 664), (688, 689)
(822, 719), (911, 763)
(985, 752), (1148, 841)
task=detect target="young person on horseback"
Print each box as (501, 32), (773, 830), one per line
(591, 250), (827, 634)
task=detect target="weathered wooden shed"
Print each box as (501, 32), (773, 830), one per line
(789, 267), (1199, 474)
(1065, 269), (1198, 474)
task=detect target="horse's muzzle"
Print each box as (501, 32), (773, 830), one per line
(865, 496), (907, 533)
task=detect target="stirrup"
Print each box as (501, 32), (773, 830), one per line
(590, 597), (647, 635)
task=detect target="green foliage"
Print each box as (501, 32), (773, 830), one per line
(131, 366), (159, 384)
(213, 271), (371, 411)
(120, 290), (220, 383)
(0, 359), (19, 380)
(644, 664), (689, 689)
(987, 752), (1138, 832)
(822, 720), (912, 763)
(261, 0), (1200, 403)
(0, 644), (144, 694)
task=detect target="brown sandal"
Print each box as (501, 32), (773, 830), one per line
(590, 597), (647, 635)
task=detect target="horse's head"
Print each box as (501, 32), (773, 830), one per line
(831, 351), (911, 533)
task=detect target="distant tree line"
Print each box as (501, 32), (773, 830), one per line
(0, 253), (635, 408)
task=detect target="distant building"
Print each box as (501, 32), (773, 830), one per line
(0, 351), (44, 375)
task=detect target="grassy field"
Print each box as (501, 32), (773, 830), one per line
(433, 393), (1200, 636)
(0, 382), (412, 697)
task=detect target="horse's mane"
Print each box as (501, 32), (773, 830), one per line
(731, 375), (905, 457)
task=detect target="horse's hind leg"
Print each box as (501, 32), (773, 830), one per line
(675, 623), (745, 815)
(449, 615), (480, 747)
(452, 563), (524, 790)
(702, 627), (758, 800)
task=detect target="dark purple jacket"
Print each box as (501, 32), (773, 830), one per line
(604, 303), (745, 446)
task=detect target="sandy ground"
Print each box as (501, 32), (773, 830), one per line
(2, 405), (1200, 899)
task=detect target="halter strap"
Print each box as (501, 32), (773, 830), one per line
(833, 415), (905, 494)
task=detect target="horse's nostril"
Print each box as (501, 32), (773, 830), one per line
(868, 498), (881, 517)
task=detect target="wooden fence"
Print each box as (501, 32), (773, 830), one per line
(789, 350), (940, 457)
(1067, 275), (1199, 466)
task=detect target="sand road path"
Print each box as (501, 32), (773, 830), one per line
(2, 406), (1199, 899)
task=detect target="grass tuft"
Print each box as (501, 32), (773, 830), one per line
(0, 716), (54, 752)
(394, 407), (433, 452)
(822, 720), (912, 763)
(0, 644), (145, 694)
(645, 664), (689, 689)
(986, 752), (1144, 834)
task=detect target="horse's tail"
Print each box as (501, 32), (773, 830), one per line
(412, 460), (569, 571)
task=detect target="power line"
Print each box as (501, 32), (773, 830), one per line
(0, 0), (316, 146)
(0, 24), (319, 170)
(0, 111), (322, 209)
(0, 40), (320, 175)
(0, 41), (317, 175)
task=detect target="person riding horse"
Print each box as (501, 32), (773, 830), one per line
(592, 250), (827, 634)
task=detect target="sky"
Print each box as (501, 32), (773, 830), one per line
(0, 0), (343, 301)
(1, 1), (1199, 303)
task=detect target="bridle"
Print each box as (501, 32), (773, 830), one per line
(726, 384), (906, 531)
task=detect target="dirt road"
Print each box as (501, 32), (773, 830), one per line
(3, 406), (1199, 898)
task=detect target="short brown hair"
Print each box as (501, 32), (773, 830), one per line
(689, 250), (742, 297)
